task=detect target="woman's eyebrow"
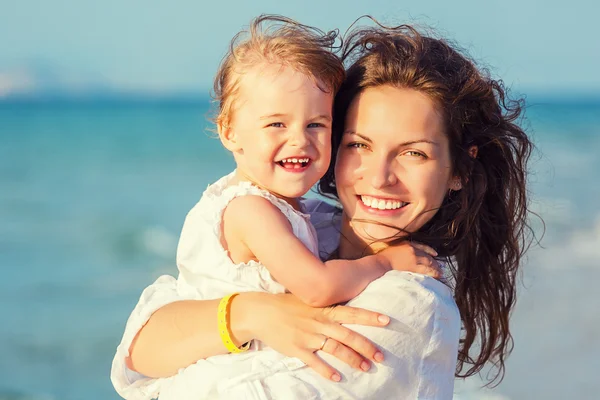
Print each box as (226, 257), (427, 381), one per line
(399, 139), (439, 147)
(312, 114), (333, 122)
(344, 131), (438, 146)
(344, 131), (372, 143)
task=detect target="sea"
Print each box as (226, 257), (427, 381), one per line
(1, 96), (599, 400)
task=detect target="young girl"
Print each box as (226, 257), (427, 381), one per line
(174, 14), (438, 352)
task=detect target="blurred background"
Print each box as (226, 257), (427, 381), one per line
(1, 0), (598, 399)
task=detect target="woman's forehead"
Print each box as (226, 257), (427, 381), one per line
(344, 86), (446, 144)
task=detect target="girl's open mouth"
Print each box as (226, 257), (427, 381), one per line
(276, 157), (311, 171)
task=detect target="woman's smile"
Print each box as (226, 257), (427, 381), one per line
(356, 195), (409, 214)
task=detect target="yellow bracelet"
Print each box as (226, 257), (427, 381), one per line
(217, 293), (251, 353)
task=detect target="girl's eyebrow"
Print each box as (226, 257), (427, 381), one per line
(260, 113), (287, 120)
(344, 130), (439, 146)
(260, 113), (332, 121)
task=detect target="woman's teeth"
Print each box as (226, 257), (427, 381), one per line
(360, 195), (407, 210)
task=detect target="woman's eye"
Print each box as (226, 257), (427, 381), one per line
(347, 142), (369, 150)
(267, 122), (284, 128)
(404, 150), (427, 158)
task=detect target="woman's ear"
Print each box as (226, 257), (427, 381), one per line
(218, 122), (242, 152)
(468, 145), (478, 159)
(449, 146), (478, 191)
(449, 177), (462, 191)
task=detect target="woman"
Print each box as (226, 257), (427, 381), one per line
(111, 20), (533, 400)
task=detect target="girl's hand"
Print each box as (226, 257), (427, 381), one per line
(378, 242), (442, 279)
(245, 292), (390, 382)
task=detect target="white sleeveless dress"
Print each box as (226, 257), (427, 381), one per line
(176, 170), (320, 300)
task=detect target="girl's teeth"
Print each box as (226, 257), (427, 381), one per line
(280, 158), (309, 163)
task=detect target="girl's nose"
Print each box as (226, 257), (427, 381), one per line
(289, 128), (310, 148)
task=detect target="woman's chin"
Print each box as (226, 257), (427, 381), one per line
(353, 222), (407, 244)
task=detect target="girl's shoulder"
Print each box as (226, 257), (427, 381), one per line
(200, 171), (301, 221)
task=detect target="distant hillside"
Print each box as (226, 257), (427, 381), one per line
(0, 62), (206, 103)
(0, 61), (118, 98)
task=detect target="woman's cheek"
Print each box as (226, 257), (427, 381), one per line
(424, 175), (451, 209)
(334, 149), (354, 184)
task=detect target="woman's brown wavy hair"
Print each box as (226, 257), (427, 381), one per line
(318, 20), (536, 386)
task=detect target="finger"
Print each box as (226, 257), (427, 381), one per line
(415, 256), (441, 278)
(410, 242), (438, 257)
(320, 337), (370, 371)
(327, 305), (390, 326)
(324, 324), (384, 363)
(301, 351), (342, 382)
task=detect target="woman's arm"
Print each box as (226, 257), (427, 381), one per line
(216, 271), (461, 400)
(127, 293), (255, 377)
(112, 276), (392, 391)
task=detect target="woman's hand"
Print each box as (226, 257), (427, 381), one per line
(239, 292), (390, 382)
(377, 242), (442, 279)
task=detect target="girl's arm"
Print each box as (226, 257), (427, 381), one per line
(224, 195), (392, 307)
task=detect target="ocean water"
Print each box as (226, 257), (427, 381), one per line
(0, 97), (598, 400)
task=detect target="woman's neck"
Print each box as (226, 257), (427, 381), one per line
(338, 213), (372, 259)
(338, 213), (392, 260)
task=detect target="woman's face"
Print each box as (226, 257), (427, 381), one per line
(334, 85), (456, 244)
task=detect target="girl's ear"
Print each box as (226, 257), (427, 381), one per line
(218, 121), (242, 152)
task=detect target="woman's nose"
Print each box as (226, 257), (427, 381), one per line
(370, 159), (398, 189)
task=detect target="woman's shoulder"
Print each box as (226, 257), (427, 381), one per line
(300, 197), (341, 214)
(393, 271), (458, 313)
(350, 271), (460, 327)
(300, 198), (342, 260)
(342, 271), (460, 398)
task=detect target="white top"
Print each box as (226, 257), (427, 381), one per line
(111, 195), (461, 400)
(176, 170), (319, 298)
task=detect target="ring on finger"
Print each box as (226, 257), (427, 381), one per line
(319, 336), (328, 351)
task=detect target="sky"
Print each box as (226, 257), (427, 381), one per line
(0, 0), (599, 96)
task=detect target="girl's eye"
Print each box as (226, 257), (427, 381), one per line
(307, 122), (326, 128)
(347, 142), (369, 150)
(267, 122), (285, 128)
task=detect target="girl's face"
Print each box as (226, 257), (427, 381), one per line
(221, 63), (333, 203)
(334, 86), (456, 244)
